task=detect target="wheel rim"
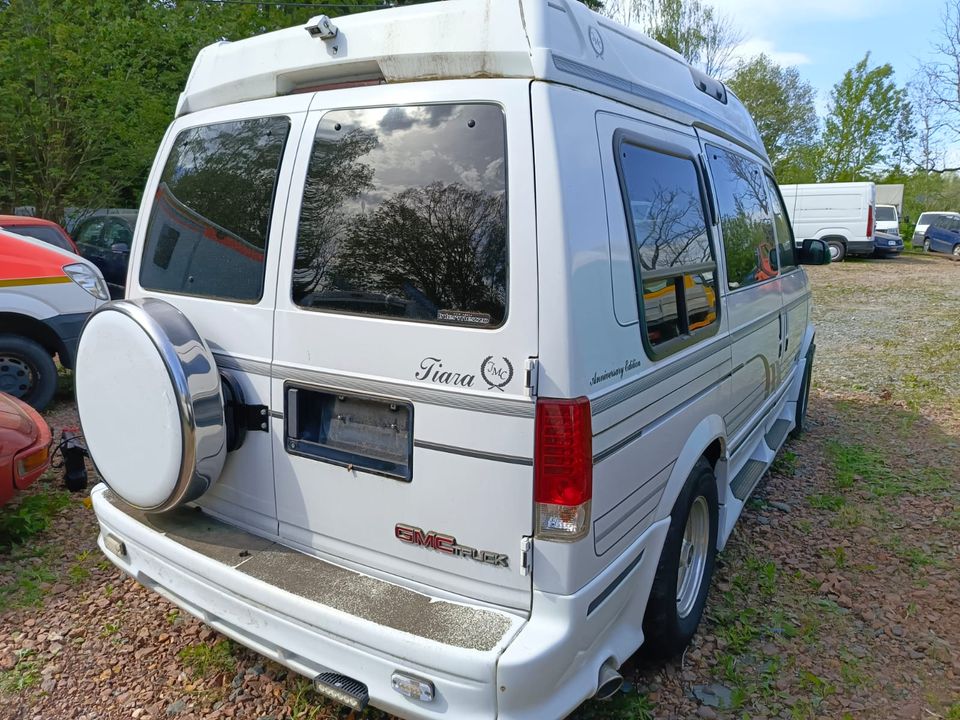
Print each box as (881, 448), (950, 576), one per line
(677, 496), (710, 619)
(0, 354), (35, 399)
(953, 245), (960, 257)
(828, 244), (841, 261)
(924, 239), (930, 252)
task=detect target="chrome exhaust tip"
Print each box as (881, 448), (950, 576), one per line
(594, 660), (623, 699)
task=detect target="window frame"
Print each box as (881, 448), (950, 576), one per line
(613, 129), (721, 361)
(139, 114), (292, 305)
(704, 142), (781, 293)
(290, 101), (510, 330)
(763, 171), (798, 275)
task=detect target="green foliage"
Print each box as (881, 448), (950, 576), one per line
(727, 55), (820, 183)
(0, 491), (71, 547)
(178, 639), (236, 678)
(0, 650), (40, 694)
(820, 53), (910, 182)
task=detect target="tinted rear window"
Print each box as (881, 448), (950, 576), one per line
(293, 104), (508, 328)
(5, 225), (72, 252)
(876, 206), (896, 221)
(140, 117), (290, 302)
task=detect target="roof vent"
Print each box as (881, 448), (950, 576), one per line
(689, 67), (727, 105)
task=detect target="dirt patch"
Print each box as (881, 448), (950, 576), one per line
(1, 255), (958, 719)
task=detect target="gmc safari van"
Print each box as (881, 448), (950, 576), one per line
(778, 181), (877, 262)
(73, 2), (828, 718)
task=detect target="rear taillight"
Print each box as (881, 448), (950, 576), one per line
(534, 397), (592, 541)
(867, 205), (874, 237)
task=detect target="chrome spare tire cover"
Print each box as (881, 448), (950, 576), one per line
(75, 298), (226, 512)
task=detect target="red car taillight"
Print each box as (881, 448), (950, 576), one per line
(867, 205), (874, 237)
(534, 397), (592, 541)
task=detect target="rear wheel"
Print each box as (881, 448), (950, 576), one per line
(923, 238), (931, 252)
(643, 459), (718, 658)
(953, 244), (960, 258)
(826, 240), (845, 262)
(0, 334), (57, 411)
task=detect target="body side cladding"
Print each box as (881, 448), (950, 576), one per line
(653, 414), (727, 523)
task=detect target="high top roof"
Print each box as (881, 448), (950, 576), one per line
(176, 0), (765, 157)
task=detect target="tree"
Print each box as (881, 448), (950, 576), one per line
(727, 55), (820, 182)
(603, 0), (743, 78)
(819, 53), (909, 182)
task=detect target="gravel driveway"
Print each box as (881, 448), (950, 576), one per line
(1, 252), (958, 720)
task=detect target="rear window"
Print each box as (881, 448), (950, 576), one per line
(140, 117), (290, 302)
(293, 104), (508, 328)
(5, 225), (72, 252)
(876, 206), (897, 222)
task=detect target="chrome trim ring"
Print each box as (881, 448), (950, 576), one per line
(77, 298), (226, 512)
(676, 495), (709, 619)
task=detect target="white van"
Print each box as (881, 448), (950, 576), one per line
(875, 204), (899, 236)
(73, 2), (828, 718)
(779, 182), (876, 261)
(912, 211), (960, 248)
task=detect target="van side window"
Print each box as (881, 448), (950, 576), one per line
(617, 141), (718, 353)
(706, 145), (777, 289)
(764, 175), (796, 272)
(140, 117), (290, 302)
(293, 104), (507, 328)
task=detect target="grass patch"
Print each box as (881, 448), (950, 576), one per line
(0, 544), (59, 611)
(0, 492), (71, 547)
(574, 691), (655, 720)
(772, 449), (798, 477)
(807, 493), (845, 511)
(0, 650), (40, 693)
(826, 441), (953, 498)
(178, 639), (236, 678)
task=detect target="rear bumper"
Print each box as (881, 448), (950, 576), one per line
(42, 311), (90, 369)
(91, 484), (669, 719)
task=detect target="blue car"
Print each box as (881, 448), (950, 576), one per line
(873, 230), (903, 257)
(922, 217), (960, 258)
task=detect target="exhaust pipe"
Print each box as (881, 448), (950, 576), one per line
(594, 660), (623, 700)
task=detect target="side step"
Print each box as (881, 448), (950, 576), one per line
(764, 418), (791, 452)
(730, 459), (767, 501)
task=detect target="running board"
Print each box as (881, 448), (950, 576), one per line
(730, 459), (767, 501)
(764, 418), (791, 452)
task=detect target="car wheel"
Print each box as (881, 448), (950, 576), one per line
(642, 458), (718, 659)
(0, 334), (58, 411)
(923, 238), (931, 252)
(826, 240), (845, 262)
(953, 244), (960, 258)
(791, 344), (815, 438)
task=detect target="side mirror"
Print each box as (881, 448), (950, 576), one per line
(110, 242), (130, 254)
(798, 238), (831, 266)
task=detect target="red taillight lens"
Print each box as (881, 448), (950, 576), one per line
(534, 397), (592, 541)
(867, 205), (874, 237)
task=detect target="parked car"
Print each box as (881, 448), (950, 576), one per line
(0, 391), (51, 506)
(873, 230), (903, 257)
(874, 204), (900, 236)
(0, 215), (79, 254)
(72, 211), (137, 298)
(1, 230), (109, 410)
(912, 211), (960, 248)
(72, 3), (829, 718)
(921, 217), (960, 258)
(778, 181), (876, 261)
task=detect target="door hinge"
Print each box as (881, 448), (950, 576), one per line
(520, 536), (533, 576)
(523, 357), (539, 398)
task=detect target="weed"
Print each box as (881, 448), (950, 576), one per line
(574, 690), (655, 720)
(179, 639), (236, 678)
(0, 561), (56, 611)
(0, 650), (39, 693)
(772, 450), (798, 477)
(807, 493), (845, 511)
(166, 609), (180, 625)
(100, 621), (121, 638)
(0, 492), (71, 547)
(68, 564), (90, 583)
(798, 669), (836, 700)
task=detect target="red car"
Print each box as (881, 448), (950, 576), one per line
(0, 215), (79, 255)
(0, 391), (51, 505)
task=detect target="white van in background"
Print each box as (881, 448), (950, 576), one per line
(779, 182), (876, 261)
(875, 204), (899, 236)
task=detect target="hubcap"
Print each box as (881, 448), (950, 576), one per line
(0, 354), (34, 399)
(677, 496), (710, 619)
(953, 245), (960, 257)
(829, 244), (840, 261)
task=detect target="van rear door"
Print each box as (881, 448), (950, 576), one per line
(270, 80), (537, 611)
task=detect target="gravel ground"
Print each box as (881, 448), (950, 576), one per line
(1, 252), (958, 720)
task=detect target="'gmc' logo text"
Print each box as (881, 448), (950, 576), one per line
(395, 523), (509, 568)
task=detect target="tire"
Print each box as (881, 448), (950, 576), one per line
(923, 238), (931, 253)
(953, 244), (960, 259)
(826, 240), (845, 262)
(0, 334), (58, 411)
(791, 344), (815, 438)
(643, 459), (719, 659)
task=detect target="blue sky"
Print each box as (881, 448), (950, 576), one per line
(712, 0), (945, 113)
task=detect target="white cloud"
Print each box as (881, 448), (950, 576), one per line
(729, 38), (812, 67)
(709, 0), (896, 33)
